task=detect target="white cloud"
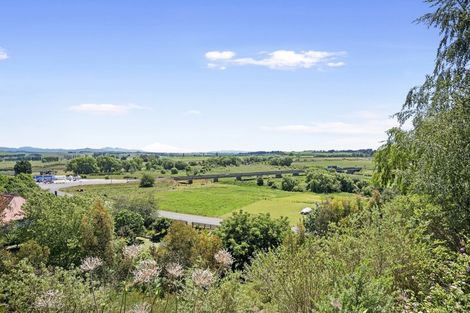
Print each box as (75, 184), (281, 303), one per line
(0, 48), (8, 61)
(205, 50), (346, 70)
(143, 142), (187, 153)
(69, 103), (143, 115)
(184, 109), (201, 116)
(205, 51), (236, 61)
(207, 63), (227, 70)
(261, 112), (397, 136)
(327, 62), (345, 67)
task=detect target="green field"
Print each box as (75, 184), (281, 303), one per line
(0, 153), (373, 178)
(62, 179), (359, 223)
(0, 160), (68, 176)
(225, 192), (357, 222)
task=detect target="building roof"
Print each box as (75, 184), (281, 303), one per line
(0, 193), (26, 224)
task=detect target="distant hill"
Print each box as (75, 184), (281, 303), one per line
(0, 146), (142, 154)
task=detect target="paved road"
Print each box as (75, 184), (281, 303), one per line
(157, 210), (222, 226)
(38, 179), (134, 196)
(38, 179), (223, 227)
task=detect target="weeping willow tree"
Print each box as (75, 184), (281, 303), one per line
(373, 0), (470, 235)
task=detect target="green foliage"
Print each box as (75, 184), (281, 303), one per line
(157, 221), (221, 268)
(0, 260), (104, 313)
(21, 193), (94, 267)
(139, 172), (155, 188)
(239, 197), (470, 312)
(80, 201), (114, 264)
(306, 170), (341, 193)
(280, 176), (297, 191)
(373, 0), (470, 235)
(96, 155), (122, 173)
(372, 127), (414, 192)
(306, 170), (368, 194)
(114, 209), (144, 243)
(337, 173), (356, 193)
(114, 194), (158, 227)
(122, 158), (141, 172)
(269, 156), (293, 166)
(216, 211), (289, 269)
(174, 160), (188, 170)
(304, 198), (362, 236)
(256, 176), (264, 186)
(148, 217), (172, 242)
(397, 0), (470, 126)
(13, 160), (32, 175)
(0, 173), (39, 197)
(41, 156), (59, 162)
(170, 167), (178, 175)
(66, 156), (99, 175)
(16, 240), (50, 268)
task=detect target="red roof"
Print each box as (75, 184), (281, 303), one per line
(0, 194), (26, 224)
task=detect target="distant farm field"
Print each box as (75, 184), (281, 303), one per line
(62, 179), (360, 223)
(0, 156), (373, 179)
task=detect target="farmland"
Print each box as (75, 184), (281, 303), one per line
(62, 178), (360, 223)
(0, 152), (373, 179)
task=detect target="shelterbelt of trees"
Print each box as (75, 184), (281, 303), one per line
(1, 1), (469, 312)
(65, 154), (294, 176)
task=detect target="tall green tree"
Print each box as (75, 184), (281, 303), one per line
(96, 156), (122, 173)
(22, 193), (93, 267)
(66, 156), (99, 175)
(374, 0), (470, 235)
(13, 160), (32, 175)
(80, 201), (114, 264)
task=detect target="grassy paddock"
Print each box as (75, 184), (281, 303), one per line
(62, 179), (360, 224)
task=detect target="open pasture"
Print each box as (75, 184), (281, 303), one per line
(62, 178), (359, 224)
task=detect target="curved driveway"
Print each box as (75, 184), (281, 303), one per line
(38, 179), (222, 226)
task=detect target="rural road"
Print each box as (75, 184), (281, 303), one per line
(38, 179), (134, 196)
(38, 179), (223, 226)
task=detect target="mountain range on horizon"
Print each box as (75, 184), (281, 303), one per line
(0, 146), (374, 155)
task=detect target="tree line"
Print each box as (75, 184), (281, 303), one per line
(65, 154), (294, 175)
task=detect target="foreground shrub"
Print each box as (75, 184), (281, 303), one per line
(148, 217), (172, 242)
(80, 201), (114, 264)
(304, 198), (363, 236)
(0, 260), (104, 313)
(114, 209), (144, 243)
(0, 173), (39, 197)
(158, 222), (222, 268)
(240, 198), (470, 312)
(16, 240), (50, 268)
(216, 211), (289, 269)
(114, 194), (158, 228)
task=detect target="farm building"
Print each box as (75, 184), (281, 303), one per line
(0, 194), (26, 224)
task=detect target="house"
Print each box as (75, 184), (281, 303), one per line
(0, 194), (26, 224)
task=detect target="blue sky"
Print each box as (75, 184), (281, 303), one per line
(0, 0), (438, 152)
